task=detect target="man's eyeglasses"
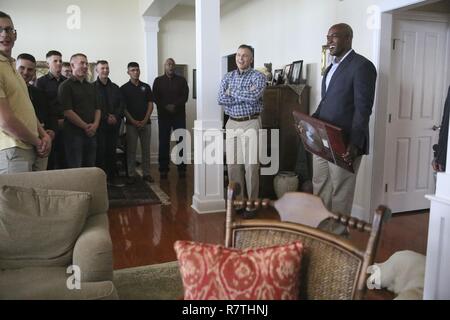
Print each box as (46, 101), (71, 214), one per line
(0, 27), (17, 35)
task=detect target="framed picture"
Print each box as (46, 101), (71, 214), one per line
(272, 69), (283, 85)
(293, 111), (353, 172)
(283, 64), (291, 84)
(35, 61), (50, 80)
(288, 60), (303, 85)
(193, 69), (196, 99)
(321, 45), (332, 75)
(35, 61), (96, 82)
(174, 64), (188, 79)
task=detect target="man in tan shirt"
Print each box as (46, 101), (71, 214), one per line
(0, 11), (51, 174)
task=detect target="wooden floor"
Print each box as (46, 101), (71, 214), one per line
(108, 165), (429, 299)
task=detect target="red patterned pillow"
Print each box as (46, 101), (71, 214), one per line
(174, 240), (303, 300)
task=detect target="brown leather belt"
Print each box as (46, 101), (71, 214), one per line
(229, 113), (260, 122)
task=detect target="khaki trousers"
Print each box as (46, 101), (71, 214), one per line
(225, 117), (261, 200)
(0, 147), (45, 174)
(312, 154), (362, 216)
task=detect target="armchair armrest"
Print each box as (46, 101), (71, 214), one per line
(73, 214), (113, 282)
(0, 168), (108, 217)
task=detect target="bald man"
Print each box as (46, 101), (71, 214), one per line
(152, 58), (189, 179)
(312, 23), (377, 226)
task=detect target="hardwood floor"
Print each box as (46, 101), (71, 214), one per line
(108, 164), (429, 299)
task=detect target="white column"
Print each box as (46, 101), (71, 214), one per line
(424, 116), (450, 299)
(143, 15), (161, 164)
(191, 0), (225, 213)
(143, 16), (161, 83)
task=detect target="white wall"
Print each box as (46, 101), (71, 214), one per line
(220, 0), (338, 113)
(158, 5), (197, 142)
(140, 0), (155, 15)
(2, 0), (146, 86)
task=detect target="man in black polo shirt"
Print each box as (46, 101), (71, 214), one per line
(120, 62), (154, 184)
(153, 58), (189, 179)
(36, 50), (67, 169)
(95, 60), (125, 186)
(58, 53), (101, 168)
(16, 53), (57, 171)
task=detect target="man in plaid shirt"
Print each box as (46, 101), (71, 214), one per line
(218, 44), (267, 215)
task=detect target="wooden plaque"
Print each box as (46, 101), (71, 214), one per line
(292, 111), (353, 173)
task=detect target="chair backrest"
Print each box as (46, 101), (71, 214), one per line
(225, 183), (389, 300)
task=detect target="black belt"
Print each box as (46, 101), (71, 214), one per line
(229, 114), (260, 122)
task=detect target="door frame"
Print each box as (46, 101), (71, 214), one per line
(384, 12), (450, 212)
(369, 0), (450, 217)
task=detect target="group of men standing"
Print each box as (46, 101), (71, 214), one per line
(0, 11), (189, 185)
(3, 8), (449, 228)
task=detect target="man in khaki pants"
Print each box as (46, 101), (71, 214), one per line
(312, 23), (377, 225)
(0, 11), (51, 174)
(218, 44), (267, 216)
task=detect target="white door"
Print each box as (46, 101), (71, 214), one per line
(385, 17), (449, 213)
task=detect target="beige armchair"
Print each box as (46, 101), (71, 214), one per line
(0, 168), (118, 300)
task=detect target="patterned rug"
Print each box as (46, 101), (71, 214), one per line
(107, 176), (162, 208)
(113, 261), (183, 300)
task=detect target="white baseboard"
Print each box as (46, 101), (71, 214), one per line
(351, 204), (370, 222)
(191, 195), (225, 214)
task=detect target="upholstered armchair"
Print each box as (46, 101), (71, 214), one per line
(0, 168), (118, 300)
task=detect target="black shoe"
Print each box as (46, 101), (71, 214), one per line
(160, 172), (168, 180)
(143, 175), (154, 183)
(126, 176), (136, 185)
(108, 177), (125, 187)
(178, 171), (186, 178)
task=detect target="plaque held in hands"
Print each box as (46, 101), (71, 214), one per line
(293, 110), (354, 173)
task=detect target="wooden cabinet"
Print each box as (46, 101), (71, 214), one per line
(260, 84), (311, 198)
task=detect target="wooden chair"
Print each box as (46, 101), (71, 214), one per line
(225, 182), (390, 300)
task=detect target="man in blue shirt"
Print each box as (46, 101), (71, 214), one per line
(218, 44), (266, 214)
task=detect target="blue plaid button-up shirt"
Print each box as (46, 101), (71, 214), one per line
(218, 68), (266, 118)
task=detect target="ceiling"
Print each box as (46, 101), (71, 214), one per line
(177, 0), (233, 7)
(178, 0), (195, 6)
(410, 0), (450, 13)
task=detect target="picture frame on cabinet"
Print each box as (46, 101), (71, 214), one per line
(288, 60), (303, 85)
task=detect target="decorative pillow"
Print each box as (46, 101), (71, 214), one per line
(0, 185), (91, 269)
(174, 240), (303, 300)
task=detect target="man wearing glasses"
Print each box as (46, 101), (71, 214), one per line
(0, 11), (52, 174)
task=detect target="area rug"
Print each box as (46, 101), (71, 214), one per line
(113, 261), (184, 300)
(108, 176), (162, 208)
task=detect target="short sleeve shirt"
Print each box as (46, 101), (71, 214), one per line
(0, 54), (38, 150)
(120, 80), (153, 122)
(58, 77), (101, 124)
